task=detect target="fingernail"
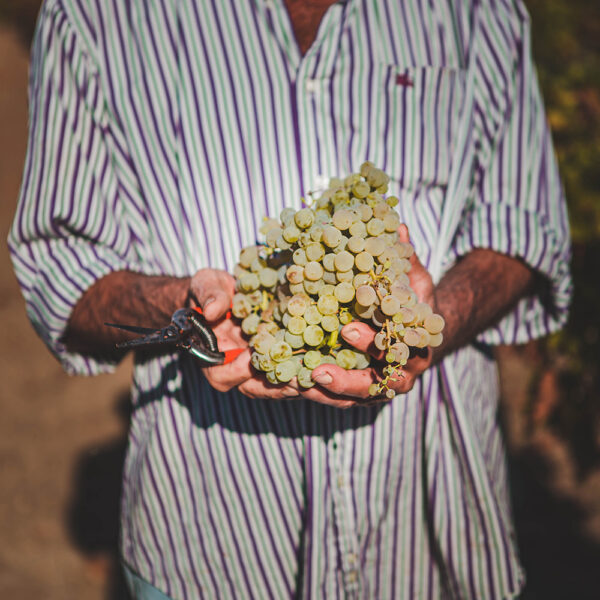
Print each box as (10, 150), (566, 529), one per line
(343, 328), (360, 342)
(203, 296), (215, 307)
(314, 373), (332, 385)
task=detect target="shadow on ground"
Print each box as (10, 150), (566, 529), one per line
(66, 392), (131, 600)
(510, 446), (600, 600)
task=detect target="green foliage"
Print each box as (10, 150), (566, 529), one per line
(525, 0), (600, 473)
(526, 0), (600, 243)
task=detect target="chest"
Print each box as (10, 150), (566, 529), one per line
(283, 0), (339, 55)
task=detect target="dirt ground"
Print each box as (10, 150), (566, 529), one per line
(1, 15), (599, 600)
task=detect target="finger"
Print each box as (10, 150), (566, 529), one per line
(202, 349), (253, 392)
(191, 269), (235, 322)
(296, 385), (358, 409)
(310, 364), (378, 399)
(340, 322), (385, 360)
(238, 377), (299, 400)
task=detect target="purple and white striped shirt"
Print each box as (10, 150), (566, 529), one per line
(9, 0), (571, 598)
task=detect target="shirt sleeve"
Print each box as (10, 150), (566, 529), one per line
(8, 2), (140, 375)
(452, 1), (572, 345)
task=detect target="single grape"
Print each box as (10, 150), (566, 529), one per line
(289, 282), (305, 295)
(403, 328), (421, 347)
(317, 294), (339, 316)
(323, 271), (337, 285)
(250, 352), (262, 370)
(321, 314), (340, 332)
(303, 350), (323, 369)
(239, 246), (259, 268)
(318, 283), (336, 298)
(355, 284), (377, 307)
(384, 212), (400, 232)
(287, 315), (307, 335)
(380, 294), (401, 316)
(334, 282), (355, 303)
(347, 236), (366, 254)
(295, 208), (315, 229)
(322, 225), (343, 248)
(297, 366), (315, 388)
(354, 351), (370, 369)
(355, 251), (375, 272)
(336, 349), (358, 369)
(366, 218), (385, 236)
(304, 304), (322, 325)
(429, 332), (443, 347)
(374, 331), (388, 351)
(253, 332), (276, 355)
(287, 293), (310, 316)
(332, 208), (356, 230)
(280, 207), (296, 226)
(238, 272), (260, 292)
(424, 313), (445, 334)
(232, 294), (253, 318)
(303, 325), (325, 346)
(293, 248), (307, 266)
(334, 250), (354, 272)
(286, 264), (304, 284)
(348, 220), (367, 238)
(309, 225), (323, 243)
(336, 269), (354, 283)
(413, 302), (433, 323)
(368, 383), (380, 396)
(258, 354), (276, 371)
(353, 272), (371, 289)
(352, 180), (370, 199)
(364, 237), (385, 257)
(304, 261), (324, 281)
(275, 359), (299, 382)
(258, 267), (278, 288)
(305, 242), (325, 262)
(322, 253), (336, 271)
(284, 330), (305, 349)
(270, 340), (293, 362)
(303, 278), (324, 295)
(242, 313), (260, 335)
(339, 310), (354, 325)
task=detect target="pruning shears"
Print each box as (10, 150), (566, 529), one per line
(105, 307), (245, 366)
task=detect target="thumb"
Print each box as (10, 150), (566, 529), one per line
(191, 269), (234, 322)
(397, 223), (423, 271)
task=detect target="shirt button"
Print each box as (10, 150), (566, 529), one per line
(347, 553), (357, 565)
(346, 570), (358, 583)
(305, 78), (318, 93)
(337, 476), (345, 488)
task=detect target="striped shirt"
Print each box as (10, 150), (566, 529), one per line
(9, 1), (571, 598)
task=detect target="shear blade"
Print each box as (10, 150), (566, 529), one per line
(105, 322), (160, 335)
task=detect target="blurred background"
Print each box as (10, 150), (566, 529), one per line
(0, 1), (599, 598)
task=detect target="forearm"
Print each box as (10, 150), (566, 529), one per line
(63, 270), (190, 353)
(432, 249), (537, 363)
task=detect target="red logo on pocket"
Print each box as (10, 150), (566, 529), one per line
(395, 73), (413, 87)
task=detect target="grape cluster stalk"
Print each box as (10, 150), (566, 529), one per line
(232, 162), (445, 398)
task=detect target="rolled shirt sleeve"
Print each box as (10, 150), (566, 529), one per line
(452, 2), (572, 345)
(8, 2), (140, 375)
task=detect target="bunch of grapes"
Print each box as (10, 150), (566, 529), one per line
(231, 162), (445, 398)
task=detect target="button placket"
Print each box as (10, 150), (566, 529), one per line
(329, 431), (362, 596)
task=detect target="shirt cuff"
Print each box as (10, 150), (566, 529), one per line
(451, 202), (572, 345)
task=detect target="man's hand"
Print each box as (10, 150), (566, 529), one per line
(295, 225), (434, 409)
(191, 268), (299, 400)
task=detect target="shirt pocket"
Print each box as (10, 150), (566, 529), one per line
(373, 64), (465, 190)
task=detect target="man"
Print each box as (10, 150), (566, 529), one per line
(10, 0), (570, 598)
